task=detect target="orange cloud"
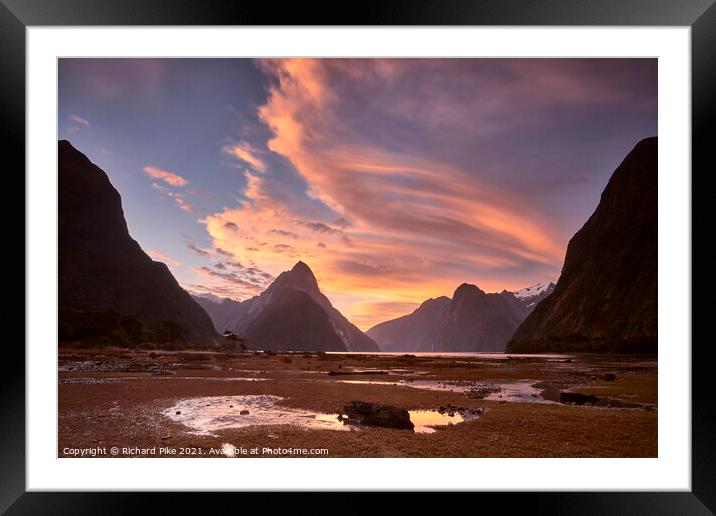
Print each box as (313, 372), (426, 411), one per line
(224, 141), (267, 172)
(143, 166), (189, 187)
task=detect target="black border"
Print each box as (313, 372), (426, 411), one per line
(3, 0), (712, 512)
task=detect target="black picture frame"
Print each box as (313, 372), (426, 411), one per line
(3, 0), (711, 512)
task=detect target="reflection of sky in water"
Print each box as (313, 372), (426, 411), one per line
(410, 410), (475, 434)
(164, 395), (480, 438)
(403, 379), (554, 403)
(164, 395), (351, 436)
(333, 378), (555, 404)
(336, 380), (399, 386)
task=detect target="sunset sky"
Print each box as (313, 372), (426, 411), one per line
(58, 58), (657, 329)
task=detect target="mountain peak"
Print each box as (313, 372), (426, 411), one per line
(453, 283), (485, 298)
(221, 259), (379, 351)
(289, 260), (317, 283)
(269, 261), (319, 295)
(291, 260), (313, 274)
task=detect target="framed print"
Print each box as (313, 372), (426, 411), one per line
(4, 0), (712, 512)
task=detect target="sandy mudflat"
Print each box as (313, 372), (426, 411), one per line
(58, 348), (657, 458)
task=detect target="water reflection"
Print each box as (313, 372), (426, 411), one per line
(164, 395), (351, 436)
(409, 410), (475, 433)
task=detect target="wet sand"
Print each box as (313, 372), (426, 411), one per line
(58, 348), (657, 457)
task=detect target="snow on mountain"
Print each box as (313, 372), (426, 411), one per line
(513, 281), (554, 300)
(511, 281), (556, 310)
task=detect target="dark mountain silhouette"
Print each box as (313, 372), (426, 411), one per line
(58, 140), (218, 345)
(243, 288), (347, 351)
(436, 284), (528, 351)
(366, 297), (451, 352)
(508, 137), (657, 353)
(217, 261), (379, 351)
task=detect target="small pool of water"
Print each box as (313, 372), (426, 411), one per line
(401, 379), (553, 403)
(336, 380), (400, 386)
(341, 367), (428, 375)
(164, 395), (482, 437)
(163, 395), (351, 435)
(409, 410), (477, 433)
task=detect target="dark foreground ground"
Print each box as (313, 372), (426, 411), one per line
(58, 348), (657, 458)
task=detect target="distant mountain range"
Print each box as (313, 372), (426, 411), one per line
(363, 296), (451, 352)
(508, 137), (657, 353)
(366, 282), (553, 352)
(194, 262), (379, 352)
(58, 140), (218, 346)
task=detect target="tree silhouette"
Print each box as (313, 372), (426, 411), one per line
(223, 330), (247, 352)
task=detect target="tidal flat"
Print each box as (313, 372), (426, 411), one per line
(58, 348), (657, 458)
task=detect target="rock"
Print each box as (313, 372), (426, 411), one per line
(603, 373), (617, 381)
(240, 410), (249, 415)
(175, 411), (181, 415)
(559, 392), (600, 405)
(465, 386), (500, 399)
(539, 383), (562, 403)
(343, 401), (414, 430)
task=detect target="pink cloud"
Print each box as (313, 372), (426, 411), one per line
(143, 166), (189, 187)
(224, 141), (267, 172)
(68, 114), (90, 126)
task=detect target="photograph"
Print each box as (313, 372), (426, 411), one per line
(57, 57), (658, 459)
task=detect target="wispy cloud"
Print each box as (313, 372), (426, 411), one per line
(185, 241), (210, 256)
(224, 141), (267, 172)
(68, 114), (90, 126)
(143, 166), (189, 187)
(192, 261), (274, 298)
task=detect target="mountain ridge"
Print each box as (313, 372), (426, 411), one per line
(508, 137), (657, 353)
(58, 140), (218, 345)
(367, 282), (549, 352)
